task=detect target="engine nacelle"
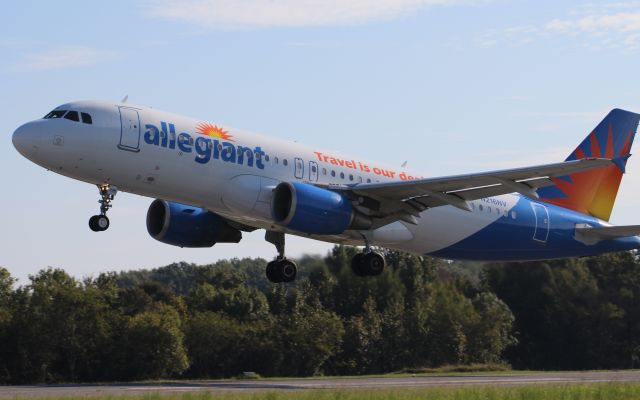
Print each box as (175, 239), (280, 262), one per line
(146, 200), (242, 248)
(271, 182), (371, 235)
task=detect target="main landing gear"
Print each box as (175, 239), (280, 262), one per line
(351, 235), (386, 277)
(89, 184), (117, 232)
(265, 231), (298, 283)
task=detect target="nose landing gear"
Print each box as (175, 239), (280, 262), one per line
(89, 184), (117, 232)
(265, 231), (298, 283)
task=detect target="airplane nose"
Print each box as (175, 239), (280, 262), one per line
(12, 122), (39, 159)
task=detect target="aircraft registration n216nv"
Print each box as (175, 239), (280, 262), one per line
(12, 101), (640, 282)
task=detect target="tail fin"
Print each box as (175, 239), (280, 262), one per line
(538, 109), (640, 221)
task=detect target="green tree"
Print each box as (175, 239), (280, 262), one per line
(0, 268), (15, 382)
(466, 292), (516, 363)
(275, 293), (345, 376)
(185, 311), (279, 377)
(484, 253), (640, 370)
(123, 303), (189, 379)
(187, 282), (269, 320)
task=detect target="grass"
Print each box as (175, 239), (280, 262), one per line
(398, 363), (512, 374)
(141, 368), (605, 384)
(9, 383), (640, 400)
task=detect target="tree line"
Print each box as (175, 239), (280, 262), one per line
(0, 246), (638, 383)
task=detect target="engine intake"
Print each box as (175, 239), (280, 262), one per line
(272, 182), (371, 235)
(146, 200), (241, 248)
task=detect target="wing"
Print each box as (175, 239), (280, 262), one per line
(338, 158), (613, 227)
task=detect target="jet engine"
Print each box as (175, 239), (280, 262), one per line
(271, 182), (371, 235)
(146, 200), (241, 247)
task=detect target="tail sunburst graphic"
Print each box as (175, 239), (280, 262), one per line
(538, 109), (639, 221)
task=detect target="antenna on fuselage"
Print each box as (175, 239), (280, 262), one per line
(121, 95), (128, 103)
(401, 160), (408, 168)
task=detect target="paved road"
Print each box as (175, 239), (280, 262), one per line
(2, 371), (640, 397)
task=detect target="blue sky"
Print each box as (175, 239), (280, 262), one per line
(2, 0), (640, 283)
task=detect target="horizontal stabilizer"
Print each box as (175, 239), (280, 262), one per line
(575, 223), (640, 245)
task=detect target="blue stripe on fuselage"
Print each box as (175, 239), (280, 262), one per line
(429, 196), (640, 261)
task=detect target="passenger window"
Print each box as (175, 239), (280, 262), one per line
(331, 170), (336, 177)
(81, 112), (92, 124)
(479, 204), (484, 211)
(340, 172), (345, 179)
(367, 178), (371, 183)
(265, 155), (270, 162)
(283, 159), (288, 166)
(64, 111), (79, 122)
(349, 174), (354, 181)
(44, 110), (67, 119)
(275, 157), (279, 164)
(322, 168), (327, 175)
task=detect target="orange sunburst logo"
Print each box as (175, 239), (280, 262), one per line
(196, 122), (234, 142)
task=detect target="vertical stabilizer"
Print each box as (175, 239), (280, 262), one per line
(538, 109), (640, 221)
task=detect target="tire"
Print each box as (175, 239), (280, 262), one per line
(350, 253), (368, 277)
(96, 215), (110, 231)
(363, 252), (385, 276)
(89, 215), (101, 232)
(266, 261), (280, 283)
(278, 259), (297, 283)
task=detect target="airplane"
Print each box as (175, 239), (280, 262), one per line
(12, 101), (640, 283)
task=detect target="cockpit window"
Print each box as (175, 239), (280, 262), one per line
(64, 111), (79, 122)
(43, 110), (67, 119)
(81, 112), (92, 124)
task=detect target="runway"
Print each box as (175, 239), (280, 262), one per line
(2, 371), (640, 397)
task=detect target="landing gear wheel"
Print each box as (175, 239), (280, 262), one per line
(265, 259), (298, 283)
(351, 253), (367, 277)
(89, 215), (110, 232)
(266, 261), (281, 283)
(363, 252), (385, 276)
(96, 215), (110, 231)
(351, 251), (385, 277)
(278, 259), (297, 283)
(89, 215), (101, 232)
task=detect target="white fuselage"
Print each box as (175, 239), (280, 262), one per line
(11, 100), (532, 256)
